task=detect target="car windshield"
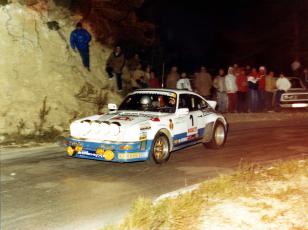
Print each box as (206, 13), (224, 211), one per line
(118, 93), (177, 113)
(290, 78), (303, 89)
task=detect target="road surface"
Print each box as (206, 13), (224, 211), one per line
(1, 121), (308, 230)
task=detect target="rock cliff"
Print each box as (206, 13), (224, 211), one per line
(0, 2), (122, 136)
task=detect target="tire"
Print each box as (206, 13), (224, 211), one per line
(204, 121), (227, 149)
(150, 133), (171, 164)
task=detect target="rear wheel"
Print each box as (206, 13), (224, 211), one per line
(204, 121), (227, 149)
(150, 133), (170, 164)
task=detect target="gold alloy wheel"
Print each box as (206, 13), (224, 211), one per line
(153, 136), (169, 161)
(214, 124), (225, 146)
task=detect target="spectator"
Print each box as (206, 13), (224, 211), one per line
(247, 68), (259, 112)
(213, 69), (228, 113)
(144, 65), (152, 82)
(301, 67), (308, 87)
(106, 46), (126, 91)
(275, 73), (291, 111)
(149, 71), (160, 88)
(236, 68), (248, 113)
(176, 73), (192, 91)
(126, 53), (140, 78)
(225, 67), (238, 112)
(257, 66), (266, 112)
(245, 65), (251, 75)
(70, 22), (92, 71)
(131, 64), (145, 90)
(265, 71), (276, 111)
(137, 76), (149, 88)
(195, 66), (212, 99)
(166, 66), (180, 89)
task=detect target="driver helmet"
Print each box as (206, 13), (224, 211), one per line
(140, 95), (151, 108)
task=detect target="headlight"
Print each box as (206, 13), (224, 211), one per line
(99, 123), (109, 136)
(90, 122), (101, 135)
(70, 122), (90, 137)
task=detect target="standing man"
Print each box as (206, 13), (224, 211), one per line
(176, 72), (192, 91)
(106, 46), (126, 91)
(257, 66), (266, 112)
(195, 66), (212, 99)
(213, 68), (228, 113)
(70, 22), (92, 71)
(265, 71), (276, 111)
(247, 68), (259, 112)
(236, 68), (248, 113)
(165, 66), (180, 89)
(225, 67), (238, 113)
(275, 73), (291, 111)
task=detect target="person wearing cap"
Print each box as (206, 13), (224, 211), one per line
(70, 22), (92, 71)
(106, 46), (126, 91)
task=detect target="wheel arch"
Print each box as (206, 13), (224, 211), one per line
(202, 117), (228, 143)
(155, 128), (173, 150)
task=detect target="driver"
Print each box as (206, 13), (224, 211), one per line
(140, 95), (151, 110)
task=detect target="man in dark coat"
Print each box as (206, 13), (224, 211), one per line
(70, 22), (92, 71)
(106, 46), (126, 91)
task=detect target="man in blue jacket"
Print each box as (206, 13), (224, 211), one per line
(70, 22), (92, 71)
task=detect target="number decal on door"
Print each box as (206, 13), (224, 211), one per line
(189, 115), (194, 126)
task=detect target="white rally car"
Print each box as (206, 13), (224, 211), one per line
(66, 89), (228, 164)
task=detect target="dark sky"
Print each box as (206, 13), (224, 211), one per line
(138, 0), (308, 74)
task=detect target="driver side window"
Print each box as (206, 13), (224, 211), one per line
(179, 94), (193, 111)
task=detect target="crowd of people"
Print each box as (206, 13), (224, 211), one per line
(129, 62), (308, 113)
(164, 64), (306, 113)
(70, 23), (308, 113)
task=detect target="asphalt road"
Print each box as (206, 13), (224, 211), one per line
(1, 121), (308, 230)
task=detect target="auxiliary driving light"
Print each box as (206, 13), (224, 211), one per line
(75, 145), (83, 153)
(67, 146), (75, 156)
(104, 150), (115, 161)
(96, 148), (104, 155)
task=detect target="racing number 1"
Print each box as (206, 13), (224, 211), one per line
(189, 115), (194, 126)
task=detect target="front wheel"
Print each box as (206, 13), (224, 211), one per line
(150, 133), (170, 164)
(204, 121), (227, 149)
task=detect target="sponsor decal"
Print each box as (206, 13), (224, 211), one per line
(169, 119), (174, 130)
(174, 139), (180, 145)
(78, 150), (105, 158)
(140, 123), (151, 131)
(188, 127), (197, 135)
(112, 116), (133, 121)
(139, 132), (147, 141)
(118, 152), (147, 160)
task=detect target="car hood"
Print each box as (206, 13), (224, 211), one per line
(70, 111), (165, 141)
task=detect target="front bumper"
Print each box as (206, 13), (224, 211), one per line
(280, 101), (308, 108)
(65, 138), (153, 162)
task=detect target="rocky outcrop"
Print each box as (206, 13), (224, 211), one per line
(0, 2), (122, 136)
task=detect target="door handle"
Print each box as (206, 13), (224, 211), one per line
(197, 115), (203, 118)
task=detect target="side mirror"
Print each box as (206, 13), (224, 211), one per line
(207, 100), (217, 110)
(176, 108), (189, 116)
(108, 103), (118, 112)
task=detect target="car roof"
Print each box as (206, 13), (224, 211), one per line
(133, 88), (202, 96)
